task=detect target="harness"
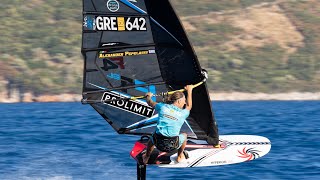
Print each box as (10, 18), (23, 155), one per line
(152, 133), (179, 152)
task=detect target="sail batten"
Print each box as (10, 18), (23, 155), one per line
(83, 81), (166, 95)
(82, 43), (156, 52)
(82, 0), (219, 145)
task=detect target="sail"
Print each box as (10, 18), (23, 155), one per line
(81, 0), (219, 145)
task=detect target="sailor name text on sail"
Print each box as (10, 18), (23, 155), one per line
(99, 50), (153, 58)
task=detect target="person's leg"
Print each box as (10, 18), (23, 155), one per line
(177, 133), (187, 162)
(142, 139), (155, 164)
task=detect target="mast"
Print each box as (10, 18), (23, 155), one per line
(137, 164), (146, 180)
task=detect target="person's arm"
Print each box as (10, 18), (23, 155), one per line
(146, 92), (157, 108)
(185, 85), (194, 111)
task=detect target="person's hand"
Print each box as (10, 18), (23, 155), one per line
(184, 85), (194, 92)
(145, 92), (153, 98)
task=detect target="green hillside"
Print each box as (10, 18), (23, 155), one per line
(0, 0), (319, 95)
(0, 0), (82, 94)
(171, 0), (276, 16)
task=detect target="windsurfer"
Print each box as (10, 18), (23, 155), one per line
(142, 85), (194, 164)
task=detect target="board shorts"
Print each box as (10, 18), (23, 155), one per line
(151, 132), (186, 152)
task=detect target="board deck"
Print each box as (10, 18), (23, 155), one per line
(130, 135), (271, 167)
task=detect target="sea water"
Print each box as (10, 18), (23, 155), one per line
(0, 101), (319, 180)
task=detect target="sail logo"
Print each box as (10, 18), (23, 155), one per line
(87, 16), (147, 31)
(83, 16), (95, 29)
(107, 0), (120, 12)
(102, 91), (155, 117)
(106, 73), (157, 101)
(102, 42), (119, 46)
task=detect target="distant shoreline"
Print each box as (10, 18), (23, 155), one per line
(210, 92), (320, 101)
(0, 92), (319, 103)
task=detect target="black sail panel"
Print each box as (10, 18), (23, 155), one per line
(82, 0), (219, 145)
(82, 0), (170, 136)
(145, 0), (219, 144)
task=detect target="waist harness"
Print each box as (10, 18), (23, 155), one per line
(153, 133), (179, 152)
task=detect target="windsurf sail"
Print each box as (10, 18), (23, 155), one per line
(81, 0), (219, 145)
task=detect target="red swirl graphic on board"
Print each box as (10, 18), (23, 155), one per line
(237, 147), (261, 161)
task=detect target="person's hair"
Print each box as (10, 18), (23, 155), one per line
(166, 91), (184, 104)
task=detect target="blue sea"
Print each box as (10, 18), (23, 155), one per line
(0, 101), (319, 180)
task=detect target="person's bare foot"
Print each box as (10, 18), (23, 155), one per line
(176, 153), (186, 163)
